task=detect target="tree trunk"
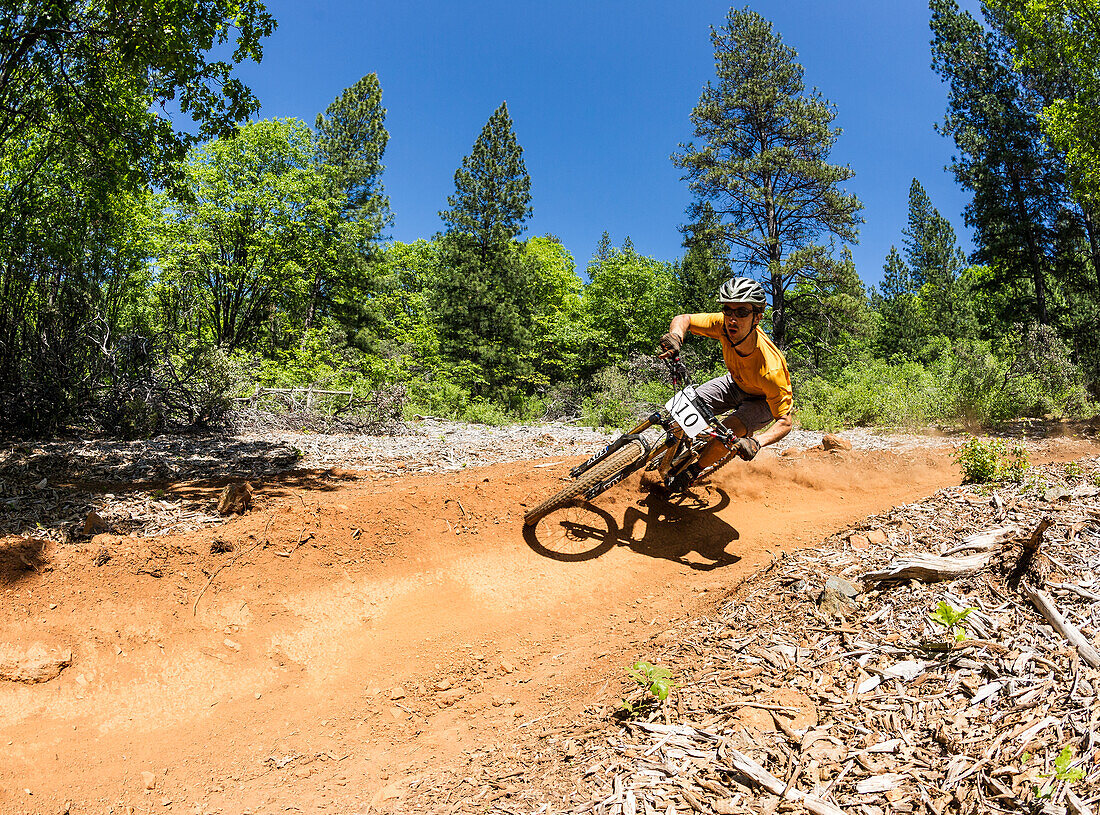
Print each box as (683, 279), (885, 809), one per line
(302, 267), (322, 334)
(770, 269), (787, 349)
(1009, 172), (1048, 325)
(1079, 202), (1100, 289)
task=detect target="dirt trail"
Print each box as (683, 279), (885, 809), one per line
(1, 440), (1096, 814)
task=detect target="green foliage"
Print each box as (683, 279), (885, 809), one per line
(579, 359), (674, 430)
(1063, 461), (1085, 480)
(903, 179), (978, 342)
(0, 0), (273, 433)
(930, 0), (1100, 356)
(307, 74), (392, 332)
(434, 103), (536, 393)
(581, 368), (642, 430)
(582, 246), (679, 364)
(315, 73), (391, 232)
(954, 437), (1030, 484)
(1036, 746), (1086, 798)
(254, 321), (393, 393)
(672, 6), (863, 348)
(677, 202), (733, 316)
(1005, 324), (1094, 417)
(795, 359), (944, 430)
(158, 118), (348, 352)
(620, 661), (676, 715)
(929, 600), (976, 641)
(628, 661), (675, 701)
(439, 101), (532, 245)
(994, 0), (1100, 201)
(785, 247), (875, 377)
(401, 374), (545, 426)
(0, 0), (274, 193)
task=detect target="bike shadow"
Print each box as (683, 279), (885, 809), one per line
(522, 485), (742, 571)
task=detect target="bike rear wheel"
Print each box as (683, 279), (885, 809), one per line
(523, 440), (647, 526)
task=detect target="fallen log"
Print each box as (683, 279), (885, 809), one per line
(941, 525), (1020, 556)
(862, 552), (992, 585)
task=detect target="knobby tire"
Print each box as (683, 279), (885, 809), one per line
(523, 440), (647, 526)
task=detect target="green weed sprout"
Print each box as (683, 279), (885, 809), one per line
(929, 600), (976, 642)
(1063, 461), (1085, 480)
(1037, 746), (1085, 798)
(620, 661), (676, 716)
(628, 660), (674, 701)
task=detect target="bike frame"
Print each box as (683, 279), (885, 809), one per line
(567, 354), (736, 500)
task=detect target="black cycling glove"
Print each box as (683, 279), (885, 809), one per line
(732, 436), (761, 461)
(658, 332), (683, 355)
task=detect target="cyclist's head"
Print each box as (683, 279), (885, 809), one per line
(716, 277), (766, 314)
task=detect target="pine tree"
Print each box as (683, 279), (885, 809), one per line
(785, 247), (872, 375)
(594, 231), (614, 262)
(435, 102), (534, 393)
(315, 73), (391, 230)
(677, 201), (732, 314)
(929, 0), (1067, 326)
(876, 247), (926, 359)
(439, 101), (531, 248)
(306, 74), (392, 332)
(672, 7), (863, 348)
(902, 179), (976, 341)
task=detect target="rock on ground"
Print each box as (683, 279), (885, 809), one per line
(0, 643), (72, 683)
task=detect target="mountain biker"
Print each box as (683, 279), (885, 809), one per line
(657, 277), (793, 488)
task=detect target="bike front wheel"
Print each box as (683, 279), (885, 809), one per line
(523, 439), (647, 526)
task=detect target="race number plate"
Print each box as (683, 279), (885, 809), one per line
(665, 386), (708, 438)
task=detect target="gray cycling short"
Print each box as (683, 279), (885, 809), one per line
(694, 373), (776, 433)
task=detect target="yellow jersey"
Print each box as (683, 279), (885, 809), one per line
(687, 313), (793, 418)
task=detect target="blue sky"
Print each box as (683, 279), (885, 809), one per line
(234, 0), (982, 287)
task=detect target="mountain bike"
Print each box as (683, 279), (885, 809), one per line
(523, 354), (738, 526)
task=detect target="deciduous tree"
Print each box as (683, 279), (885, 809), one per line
(990, 0), (1100, 200)
(0, 0), (274, 432)
(158, 119), (344, 353)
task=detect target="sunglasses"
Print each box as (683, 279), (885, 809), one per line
(722, 306), (755, 319)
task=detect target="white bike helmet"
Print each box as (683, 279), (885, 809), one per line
(717, 277), (767, 307)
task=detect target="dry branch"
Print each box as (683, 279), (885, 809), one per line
(862, 551), (992, 584)
(1020, 581), (1100, 668)
(722, 747), (844, 815)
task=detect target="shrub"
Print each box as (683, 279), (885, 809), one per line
(581, 364), (655, 429)
(954, 436), (1029, 484)
(795, 359), (944, 430)
(793, 333), (1097, 431)
(1002, 324), (1094, 418)
(92, 335), (249, 437)
(581, 366), (640, 429)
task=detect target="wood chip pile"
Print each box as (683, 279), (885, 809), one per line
(400, 458), (1100, 815)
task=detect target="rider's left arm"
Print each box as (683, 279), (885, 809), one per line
(753, 413), (792, 448)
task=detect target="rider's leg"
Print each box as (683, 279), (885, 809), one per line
(694, 415), (748, 470)
(667, 374), (745, 485)
(692, 394), (774, 475)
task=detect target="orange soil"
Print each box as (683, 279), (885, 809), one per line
(1, 440), (1096, 814)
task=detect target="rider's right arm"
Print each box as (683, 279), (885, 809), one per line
(668, 314), (693, 343)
